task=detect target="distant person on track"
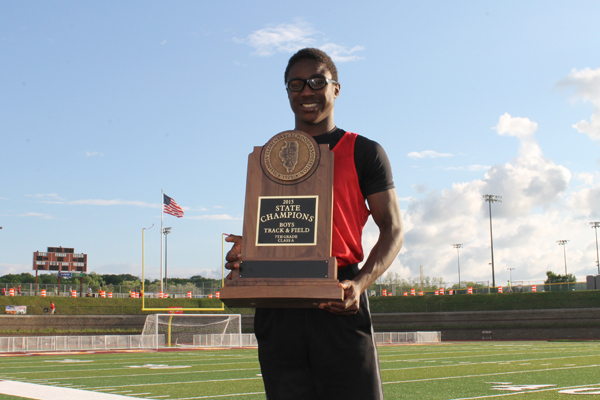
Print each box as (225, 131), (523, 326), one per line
(50, 302), (55, 315)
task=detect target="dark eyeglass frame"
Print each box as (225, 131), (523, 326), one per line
(286, 77), (338, 92)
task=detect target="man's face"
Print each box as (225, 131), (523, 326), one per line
(286, 59), (340, 134)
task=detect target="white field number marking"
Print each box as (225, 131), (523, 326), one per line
(127, 364), (191, 369)
(559, 387), (600, 395)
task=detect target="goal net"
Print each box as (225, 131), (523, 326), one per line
(140, 314), (242, 349)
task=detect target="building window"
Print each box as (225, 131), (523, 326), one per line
(56, 253), (67, 257)
(76, 267), (83, 272)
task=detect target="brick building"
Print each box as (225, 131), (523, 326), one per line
(33, 247), (87, 273)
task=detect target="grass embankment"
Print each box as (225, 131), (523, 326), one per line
(0, 296), (253, 315)
(2, 290), (599, 315)
(369, 290), (600, 313)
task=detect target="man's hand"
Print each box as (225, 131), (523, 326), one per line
(319, 280), (361, 316)
(224, 234), (243, 280)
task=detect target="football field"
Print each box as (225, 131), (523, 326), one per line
(1, 341), (600, 399)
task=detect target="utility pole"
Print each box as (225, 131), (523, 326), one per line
(483, 194), (502, 288)
(452, 244), (463, 289)
(557, 240), (569, 276)
(591, 222), (600, 275)
(163, 227), (172, 293)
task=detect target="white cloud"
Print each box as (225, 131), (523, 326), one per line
(240, 20), (317, 57)
(444, 165), (491, 172)
(319, 43), (365, 62)
(40, 198), (159, 208)
(17, 212), (56, 219)
(186, 214), (240, 221)
(407, 150), (453, 159)
(362, 113), (597, 286)
(557, 67), (600, 142)
(238, 19), (364, 62)
(494, 112), (538, 139)
(0, 263), (29, 276)
(85, 151), (104, 157)
(26, 193), (64, 200)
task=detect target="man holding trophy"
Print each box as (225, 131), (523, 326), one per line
(225, 48), (404, 399)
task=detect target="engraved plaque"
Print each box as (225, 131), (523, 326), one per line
(256, 196), (318, 246)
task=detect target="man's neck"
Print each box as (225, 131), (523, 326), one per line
(295, 120), (337, 137)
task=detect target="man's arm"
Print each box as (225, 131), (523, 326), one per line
(320, 188), (404, 315)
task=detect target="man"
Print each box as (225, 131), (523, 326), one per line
(226, 48), (403, 399)
(50, 302), (55, 315)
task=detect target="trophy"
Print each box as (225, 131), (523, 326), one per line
(220, 130), (344, 308)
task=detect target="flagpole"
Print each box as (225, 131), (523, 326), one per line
(160, 189), (164, 293)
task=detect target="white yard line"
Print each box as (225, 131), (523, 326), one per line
(22, 367), (261, 383)
(380, 353), (599, 372)
(86, 377), (263, 391)
(383, 364), (600, 385)
(0, 380), (146, 400)
(173, 391), (266, 399)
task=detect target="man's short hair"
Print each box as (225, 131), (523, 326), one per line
(284, 48), (338, 83)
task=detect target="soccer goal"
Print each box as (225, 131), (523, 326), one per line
(140, 314), (242, 349)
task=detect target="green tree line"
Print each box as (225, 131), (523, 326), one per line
(0, 272), (219, 288)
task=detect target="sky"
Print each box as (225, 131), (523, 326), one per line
(1, 1), (600, 287)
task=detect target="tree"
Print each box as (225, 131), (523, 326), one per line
(545, 271), (576, 284)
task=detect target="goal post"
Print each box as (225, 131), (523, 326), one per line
(140, 314), (242, 349)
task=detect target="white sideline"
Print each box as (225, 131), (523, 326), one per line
(0, 380), (144, 399)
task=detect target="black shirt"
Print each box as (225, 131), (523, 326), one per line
(312, 128), (395, 199)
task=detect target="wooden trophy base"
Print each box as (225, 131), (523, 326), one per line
(220, 257), (344, 308)
(220, 280), (343, 308)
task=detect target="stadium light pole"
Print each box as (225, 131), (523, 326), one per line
(591, 222), (600, 275)
(163, 227), (172, 293)
(507, 267), (515, 285)
(483, 194), (502, 288)
(452, 244), (463, 289)
(557, 240), (569, 276)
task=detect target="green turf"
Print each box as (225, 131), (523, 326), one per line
(0, 341), (599, 399)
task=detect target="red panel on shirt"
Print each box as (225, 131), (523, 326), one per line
(332, 132), (370, 268)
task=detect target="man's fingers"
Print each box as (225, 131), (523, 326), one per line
(225, 234), (242, 244)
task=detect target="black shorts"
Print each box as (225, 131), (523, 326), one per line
(254, 264), (383, 400)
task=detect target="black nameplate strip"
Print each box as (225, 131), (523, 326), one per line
(239, 260), (329, 279)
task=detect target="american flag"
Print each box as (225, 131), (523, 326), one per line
(163, 194), (184, 218)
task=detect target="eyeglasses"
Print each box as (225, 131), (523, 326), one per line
(286, 77), (338, 92)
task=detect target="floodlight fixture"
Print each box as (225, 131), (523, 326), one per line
(556, 239), (569, 275)
(452, 244), (463, 289)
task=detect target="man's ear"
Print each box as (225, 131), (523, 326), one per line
(334, 83), (340, 99)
